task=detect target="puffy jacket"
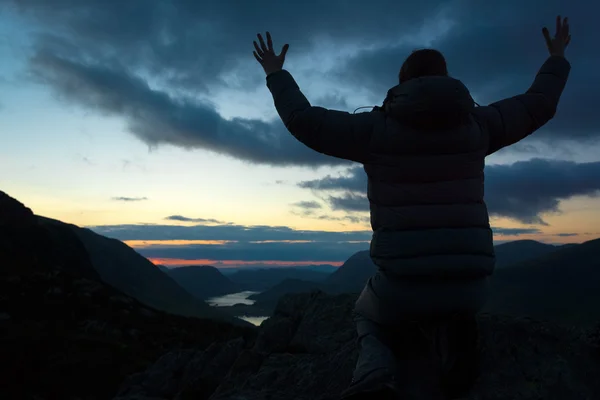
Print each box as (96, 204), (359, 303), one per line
(266, 55), (571, 324)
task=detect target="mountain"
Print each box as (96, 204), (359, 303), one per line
(116, 291), (600, 400)
(485, 237), (600, 327)
(157, 265), (170, 273)
(220, 264), (338, 276)
(0, 191), (256, 399)
(325, 250), (375, 292)
(248, 278), (331, 309)
(493, 240), (562, 267)
(38, 216), (227, 321)
(167, 266), (242, 300)
(228, 267), (331, 292)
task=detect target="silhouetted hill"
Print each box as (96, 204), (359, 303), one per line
(228, 267), (331, 291)
(493, 240), (561, 267)
(38, 217), (227, 321)
(116, 291), (600, 400)
(485, 237), (600, 327)
(167, 266), (242, 300)
(157, 265), (170, 273)
(0, 191), (256, 399)
(325, 250), (374, 292)
(249, 278), (332, 309)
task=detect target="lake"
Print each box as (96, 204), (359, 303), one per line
(206, 290), (259, 306)
(207, 291), (270, 326)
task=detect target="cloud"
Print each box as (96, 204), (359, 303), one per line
(29, 51), (346, 167)
(556, 233), (578, 237)
(111, 196), (148, 202)
(8, 0), (596, 167)
(291, 200), (322, 210)
(89, 222), (372, 262)
(89, 223), (372, 242)
(135, 240), (367, 263)
(334, 3), (599, 141)
(91, 219), (549, 264)
(165, 215), (226, 224)
(491, 228), (541, 236)
(296, 159), (600, 224)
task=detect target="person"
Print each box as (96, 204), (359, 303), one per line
(253, 15), (571, 399)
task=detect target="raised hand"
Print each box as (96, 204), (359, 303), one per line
(542, 16), (571, 57)
(253, 32), (290, 76)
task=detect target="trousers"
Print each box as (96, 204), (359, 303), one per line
(340, 311), (480, 399)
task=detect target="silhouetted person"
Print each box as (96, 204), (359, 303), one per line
(253, 15), (571, 399)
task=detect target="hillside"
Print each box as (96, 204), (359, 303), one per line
(493, 240), (561, 267)
(0, 191), (256, 399)
(325, 250), (375, 292)
(485, 237), (600, 327)
(115, 291), (600, 400)
(167, 266), (242, 300)
(249, 278), (332, 309)
(39, 217), (228, 321)
(228, 267), (331, 292)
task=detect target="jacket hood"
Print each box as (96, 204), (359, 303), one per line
(384, 76), (475, 130)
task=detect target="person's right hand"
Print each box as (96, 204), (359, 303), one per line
(542, 16), (571, 57)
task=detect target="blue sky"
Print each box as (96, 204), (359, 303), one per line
(1, 1), (599, 267)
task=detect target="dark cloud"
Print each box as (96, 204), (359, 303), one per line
(165, 215), (226, 224)
(290, 199), (369, 225)
(485, 159), (600, 224)
(291, 201), (322, 210)
(92, 220), (544, 263)
(296, 159), (600, 225)
(112, 196), (148, 202)
(135, 240), (367, 263)
(8, 0), (595, 166)
(556, 233), (579, 237)
(491, 228), (541, 236)
(29, 51), (345, 167)
(328, 193), (369, 212)
(89, 223), (372, 242)
(335, 2), (599, 141)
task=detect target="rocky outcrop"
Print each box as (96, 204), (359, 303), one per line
(116, 290), (600, 400)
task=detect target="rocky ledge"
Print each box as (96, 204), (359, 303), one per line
(116, 290), (600, 400)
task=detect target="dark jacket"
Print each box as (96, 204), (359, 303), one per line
(266, 55), (571, 324)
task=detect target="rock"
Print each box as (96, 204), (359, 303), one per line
(117, 291), (600, 400)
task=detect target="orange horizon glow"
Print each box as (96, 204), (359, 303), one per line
(125, 239), (237, 248)
(148, 258), (344, 268)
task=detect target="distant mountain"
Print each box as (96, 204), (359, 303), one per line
(36, 217), (237, 323)
(220, 264), (338, 276)
(0, 191), (256, 399)
(228, 268), (331, 292)
(493, 240), (562, 267)
(157, 265), (170, 273)
(325, 250), (375, 293)
(485, 237), (600, 327)
(249, 279), (332, 309)
(167, 266), (242, 300)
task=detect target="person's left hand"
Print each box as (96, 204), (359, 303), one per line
(253, 31), (289, 76)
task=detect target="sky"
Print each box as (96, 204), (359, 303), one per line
(1, 0), (599, 268)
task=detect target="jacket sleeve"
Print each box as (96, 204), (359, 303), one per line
(266, 70), (376, 163)
(472, 56), (571, 156)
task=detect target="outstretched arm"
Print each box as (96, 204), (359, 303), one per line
(473, 16), (572, 155)
(253, 32), (376, 163)
(266, 70), (376, 162)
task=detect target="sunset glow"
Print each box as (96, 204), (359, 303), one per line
(149, 258), (344, 268)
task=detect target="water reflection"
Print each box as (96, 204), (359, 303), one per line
(207, 291), (270, 326)
(206, 291), (259, 306)
(239, 316), (270, 326)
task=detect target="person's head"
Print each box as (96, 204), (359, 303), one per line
(398, 49), (448, 84)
